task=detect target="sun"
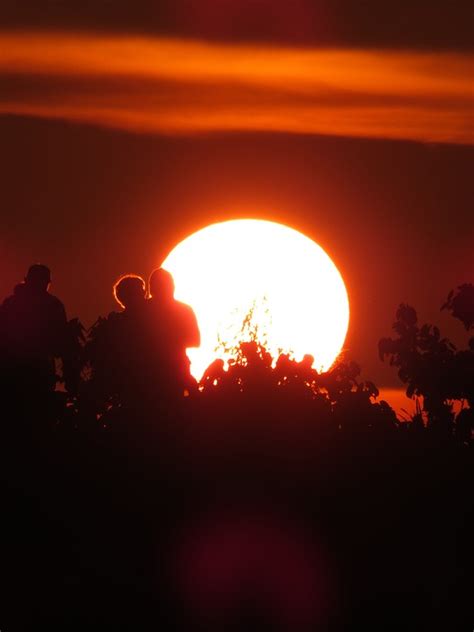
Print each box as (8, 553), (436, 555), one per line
(162, 219), (349, 381)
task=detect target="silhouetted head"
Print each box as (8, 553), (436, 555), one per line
(149, 268), (175, 301)
(25, 264), (51, 292)
(113, 274), (146, 311)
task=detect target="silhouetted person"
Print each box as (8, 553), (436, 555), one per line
(113, 274), (147, 315)
(85, 274), (148, 408)
(0, 264), (68, 399)
(147, 268), (200, 396)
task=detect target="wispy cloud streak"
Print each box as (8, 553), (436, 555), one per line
(0, 32), (472, 143)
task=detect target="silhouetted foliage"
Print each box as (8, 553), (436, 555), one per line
(441, 282), (474, 331)
(379, 291), (474, 438)
(0, 269), (472, 630)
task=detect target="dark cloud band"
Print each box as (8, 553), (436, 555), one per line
(1, 32), (472, 144)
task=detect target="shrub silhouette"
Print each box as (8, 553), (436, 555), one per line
(379, 289), (474, 438)
(1, 278), (472, 630)
(441, 282), (474, 331)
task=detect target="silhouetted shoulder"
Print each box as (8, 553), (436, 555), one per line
(175, 301), (195, 317)
(0, 284), (24, 310)
(0, 294), (14, 311)
(175, 301), (200, 348)
(106, 310), (122, 322)
(45, 293), (67, 319)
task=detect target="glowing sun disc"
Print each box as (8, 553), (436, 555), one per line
(163, 219), (349, 381)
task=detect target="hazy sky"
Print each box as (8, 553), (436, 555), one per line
(1, 1), (472, 387)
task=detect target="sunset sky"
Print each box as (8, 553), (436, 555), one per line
(0, 0), (472, 394)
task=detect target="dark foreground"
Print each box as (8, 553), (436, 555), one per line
(1, 392), (472, 632)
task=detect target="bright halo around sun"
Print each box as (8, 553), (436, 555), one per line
(162, 219), (349, 381)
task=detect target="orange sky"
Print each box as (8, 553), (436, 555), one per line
(1, 32), (473, 144)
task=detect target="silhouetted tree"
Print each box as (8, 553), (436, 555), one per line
(379, 289), (474, 440)
(1, 269), (471, 630)
(441, 283), (474, 331)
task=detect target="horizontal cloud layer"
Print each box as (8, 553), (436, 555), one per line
(1, 32), (472, 144)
